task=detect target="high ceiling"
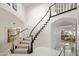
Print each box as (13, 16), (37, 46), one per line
(23, 3), (34, 8)
(0, 6), (24, 27)
(22, 3), (50, 10)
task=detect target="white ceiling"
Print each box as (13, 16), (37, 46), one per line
(54, 17), (77, 27)
(52, 17), (77, 30)
(23, 3), (34, 8)
(22, 3), (50, 10)
(0, 6), (24, 27)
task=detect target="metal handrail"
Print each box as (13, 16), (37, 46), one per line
(58, 47), (64, 56)
(10, 28), (28, 52)
(14, 28), (28, 36)
(29, 8), (50, 37)
(50, 3), (77, 18)
(58, 45), (65, 56)
(29, 3), (56, 37)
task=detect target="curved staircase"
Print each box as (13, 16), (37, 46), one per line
(14, 38), (31, 54)
(10, 3), (77, 56)
(10, 37), (32, 54)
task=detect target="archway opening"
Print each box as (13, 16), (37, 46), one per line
(51, 17), (77, 56)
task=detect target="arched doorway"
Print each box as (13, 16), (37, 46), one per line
(51, 17), (77, 56)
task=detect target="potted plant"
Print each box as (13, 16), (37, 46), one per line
(66, 35), (75, 52)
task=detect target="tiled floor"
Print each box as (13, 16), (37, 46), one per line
(0, 47), (59, 56)
(0, 46), (78, 56)
(8, 47), (59, 56)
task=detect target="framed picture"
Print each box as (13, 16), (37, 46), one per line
(12, 3), (17, 11)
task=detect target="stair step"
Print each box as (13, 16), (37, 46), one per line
(14, 48), (28, 54)
(20, 41), (30, 44)
(23, 37), (31, 41)
(17, 44), (28, 48)
(23, 39), (30, 41)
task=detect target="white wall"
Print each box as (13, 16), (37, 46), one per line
(25, 4), (49, 39)
(0, 3), (26, 23)
(0, 4), (25, 49)
(0, 25), (7, 49)
(27, 3), (79, 52)
(51, 23), (61, 50)
(26, 4), (49, 26)
(24, 4), (51, 48)
(33, 21), (51, 48)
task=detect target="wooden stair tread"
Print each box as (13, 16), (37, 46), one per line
(20, 41), (30, 44)
(17, 44), (28, 48)
(21, 41), (30, 42)
(14, 48), (28, 53)
(23, 37), (31, 41)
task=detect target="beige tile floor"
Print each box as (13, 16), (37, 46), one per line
(0, 46), (59, 56)
(0, 44), (78, 56)
(8, 47), (59, 56)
